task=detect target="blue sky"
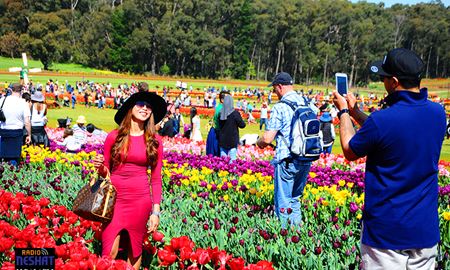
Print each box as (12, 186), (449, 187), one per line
(350, 0), (450, 7)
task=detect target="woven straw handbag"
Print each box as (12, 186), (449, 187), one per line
(72, 170), (116, 223)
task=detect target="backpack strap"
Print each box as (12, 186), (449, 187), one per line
(0, 96), (6, 109)
(278, 99), (299, 149)
(279, 100), (297, 112)
(303, 96), (310, 106)
(30, 103), (33, 121)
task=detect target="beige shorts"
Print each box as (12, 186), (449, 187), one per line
(361, 243), (438, 270)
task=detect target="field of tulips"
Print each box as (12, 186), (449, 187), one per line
(0, 128), (450, 269)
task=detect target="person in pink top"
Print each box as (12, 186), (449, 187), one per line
(93, 91), (167, 270)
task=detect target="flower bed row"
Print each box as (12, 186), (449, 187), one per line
(0, 190), (274, 270)
(2, 142), (450, 268)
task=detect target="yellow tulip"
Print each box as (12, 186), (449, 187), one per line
(443, 212), (450, 221)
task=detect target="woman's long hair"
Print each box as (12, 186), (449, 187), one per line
(33, 102), (45, 114)
(190, 107), (197, 126)
(110, 108), (159, 169)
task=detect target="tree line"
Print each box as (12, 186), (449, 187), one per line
(0, 0), (448, 86)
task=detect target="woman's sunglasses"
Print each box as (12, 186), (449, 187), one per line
(135, 101), (151, 109)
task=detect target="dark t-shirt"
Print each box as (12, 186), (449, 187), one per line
(349, 89), (446, 249)
(218, 110), (246, 149)
(159, 119), (175, 138)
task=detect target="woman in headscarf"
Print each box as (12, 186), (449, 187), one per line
(218, 95), (246, 162)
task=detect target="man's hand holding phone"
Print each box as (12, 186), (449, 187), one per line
(335, 73), (348, 96)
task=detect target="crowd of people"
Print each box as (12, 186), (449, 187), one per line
(0, 47), (447, 270)
(255, 48), (445, 269)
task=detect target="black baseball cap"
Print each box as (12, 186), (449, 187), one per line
(268, 72), (294, 87)
(369, 48), (424, 80)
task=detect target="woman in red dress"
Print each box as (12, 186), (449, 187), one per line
(93, 91), (167, 269)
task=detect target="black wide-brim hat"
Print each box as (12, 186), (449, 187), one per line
(114, 91), (167, 125)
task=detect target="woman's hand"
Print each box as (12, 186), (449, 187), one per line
(92, 155), (105, 171)
(147, 214), (160, 233)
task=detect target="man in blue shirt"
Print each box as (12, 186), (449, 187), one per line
(257, 72), (316, 228)
(333, 48), (445, 269)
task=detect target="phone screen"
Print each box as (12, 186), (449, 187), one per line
(336, 76), (348, 96)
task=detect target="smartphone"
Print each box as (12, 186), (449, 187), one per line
(335, 73), (348, 96)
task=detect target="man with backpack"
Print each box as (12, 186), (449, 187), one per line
(257, 72), (320, 228)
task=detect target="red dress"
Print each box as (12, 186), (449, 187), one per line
(101, 130), (163, 258)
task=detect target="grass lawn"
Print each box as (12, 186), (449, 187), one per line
(46, 106), (450, 161)
(46, 106), (119, 132)
(0, 56), (114, 74)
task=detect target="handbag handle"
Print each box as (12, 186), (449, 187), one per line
(99, 169), (112, 187)
(90, 166), (111, 186)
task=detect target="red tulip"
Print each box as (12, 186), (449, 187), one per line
(152, 231), (164, 242)
(158, 247), (178, 266)
(56, 205), (68, 216)
(170, 236), (195, 251)
(0, 262), (15, 270)
(315, 246), (322, 255)
(186, 264), (199, 270)
(179, 246), (194, 261)
(255, 260), (274, 270)
(0, 238), (14, 252)
(301, 247), (307, 255)
(63, 261), (80, 270)
(216, 250), (232, 268)
(228, 257), (245, 270)
(333, 241), (342, 249)
(112, 259), (134, 269)
(38, 197), (50, 207)
(194, 248), (211, 265)
(96, 256), (113, 270)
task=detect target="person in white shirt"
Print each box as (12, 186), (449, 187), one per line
(240, 133), (259, 146)
(259, 103), (269, 130)
(30, 91), (49, 147)
(58, 128), (81, 152)
(73, 115), (87, 146)
(0, 83), (31, 165)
